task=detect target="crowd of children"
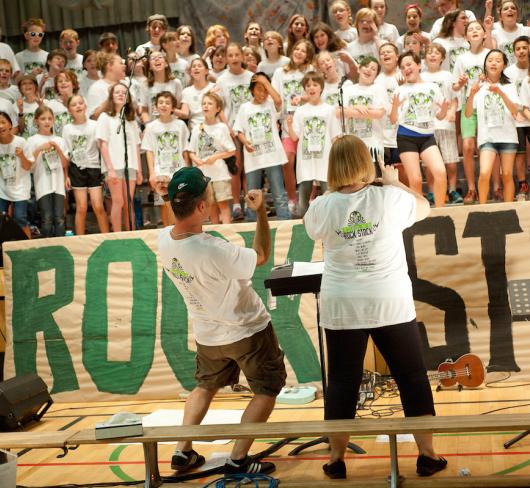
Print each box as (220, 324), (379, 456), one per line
(0, 0), (529, 237)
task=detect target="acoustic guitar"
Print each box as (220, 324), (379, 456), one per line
(430, 353), (485, 388)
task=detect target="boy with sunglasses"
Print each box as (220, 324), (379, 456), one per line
(15, 18), (48, 76)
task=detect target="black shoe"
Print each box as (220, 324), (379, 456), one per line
(171, 449), (205, 472)
(416, 454), (447, 476)
(323, 459), (346, 479)
(224, 456), (276, 475)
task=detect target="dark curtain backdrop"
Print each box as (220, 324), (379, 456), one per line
(0, 1), (509, 58)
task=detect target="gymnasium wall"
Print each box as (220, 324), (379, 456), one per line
(3, 202), (530, 402)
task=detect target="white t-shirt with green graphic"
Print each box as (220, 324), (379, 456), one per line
(62, 119), (100, 170)
(322, 79), (354, 108)
(421, 70), (458, 131)
(0, 85), (20, 105)
(395, 81), (444, 135)
(141, 118), (189, 177)
(233, 98), (287, 173)
(473, 82), (519, 147)
(215, 69), (253, 127)
(452, 48), (489, 104)
(396, 31), (431, 53)
(170, 58), (190, 88)
(36, 73), (59, 101)
(0, 136), (31, 201)
(521, 78), (530, 113)
(257, 56), (289, 79)
(304, 186), (417, 329)
(20, 101), (39, 139)
(140, 79), (183, 119)
(66, 54), (84, 77)
(24, 133), (68, 199)
(292, 101), (341, 183)
(158, 229), (270, 346)
(345, 39), (379, 66)
(493, 25), (530, 66)
(433, 37), (469, 73)
(375, 71), (401, 148)
(271, 67), (310, 133)
(181, 82), (215, 132)
(343, 82), (386, 151)
(187, 121), (234, 182)
(0, 99), (18, 130)
(505, 64), (530, 128)
(44, 99), (73, 137)
(15, 49), (48, 75)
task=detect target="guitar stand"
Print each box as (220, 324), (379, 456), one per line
(504, 430), (530, 449)
(436, 383), (463, 392)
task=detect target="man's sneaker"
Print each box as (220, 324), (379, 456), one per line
(323, 459), (346, 479)
(425, 192), (435, 206)
(416, 454), (447, 477)
(463, 189), (477, 204)
(448, 190), (464, 204)
(171, 449), (205, 472)
(224, 456), (276, 475)
(232, 206), (245, 221)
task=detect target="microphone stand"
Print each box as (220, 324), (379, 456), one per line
(338, 76), (347, 135)
(117, 48), (149, 231)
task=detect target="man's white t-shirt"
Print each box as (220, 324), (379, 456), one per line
(62, 120), (100, 169)
(0, 136), (31, 201)
(24, 133), (68, 199)
(158, 230), (270, 346)
(181, 82), (215, 132)
(215, 69), (254, 126)
(473, 82), (520, 147)
(233, 98), (287, 173)
(304, 186), (417, 329)
(141, 118), (189, 176)
(187, 121), (235, 182)
(292, 102), (341, 183)
(394, 82), (444, 135)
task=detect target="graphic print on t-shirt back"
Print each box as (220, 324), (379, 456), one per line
(302, 116), (326, 159)
(484, 92), (504, 128)
(248, 110), (274, 155)
(0, 153), (16, 183)
(335, 210), (380, 239)
(404, 89), (435, 130)
(229, 85), (251, 115)
(347, 95), (373, 138)
(156, 131), (182, 175)
(167, 257), (194, 284)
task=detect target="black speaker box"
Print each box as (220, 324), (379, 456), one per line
(0, 212), (28, 267)
(0, 374), (53, 431)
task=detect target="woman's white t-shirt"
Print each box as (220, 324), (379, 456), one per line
(304, 186), (417, 329)
(233, 98), (287, 173)
(473, 82), (519, 147)
(187, 121), (235, 181)
(0, 136), (31, 201)
(95, 112), (141, 172)
(292, 102), (341, 183)
(62, 119), (100, 169)
(24, 133), (68, 199)
(181, 82), (215, 132)
(141, 118), (189, 176)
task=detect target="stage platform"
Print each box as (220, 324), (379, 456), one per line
(12, 381), (530, 487)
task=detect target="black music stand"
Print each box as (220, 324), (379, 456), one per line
(264, 264), (365, 455)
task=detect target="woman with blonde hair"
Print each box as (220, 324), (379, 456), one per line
(304, 135), (446, 480)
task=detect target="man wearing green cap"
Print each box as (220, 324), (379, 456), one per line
(157, 166), (286, 475)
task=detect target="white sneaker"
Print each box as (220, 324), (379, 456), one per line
(288, 201), (298, 218)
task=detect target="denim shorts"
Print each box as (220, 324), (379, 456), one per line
(479, 142), (518, 155)
(0, 199), (28, 228)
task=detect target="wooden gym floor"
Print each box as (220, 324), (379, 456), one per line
(11, 381), (530, 487)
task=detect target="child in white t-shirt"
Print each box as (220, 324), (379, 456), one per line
(63, 94), (108, 235)
(60, 29), (83, 77)
(142, 91), (190, 226)
(187, 91), (235, 224)
(257, 31), (289, 78)
(16, 75), (40, 139)
(0, 111), (32, 238)
(0, 60), (20, 105)
(15, 18), (48, 76)
(234, 72), (290, 221)
(24, 105), (69, 237)
(37, 49), (67, 101)
(330, 0), (357, 43)
(287, 71), (341, 216)
(422, 43), (461, 204)
(465, 49), (520, 204)
(181, 58), (215, 132)
(161, 31), (189, 88)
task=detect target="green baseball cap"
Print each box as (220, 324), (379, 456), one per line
(168, 167), (211, 202)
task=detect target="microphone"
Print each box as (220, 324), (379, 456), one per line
(338, 75), (348, 90)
